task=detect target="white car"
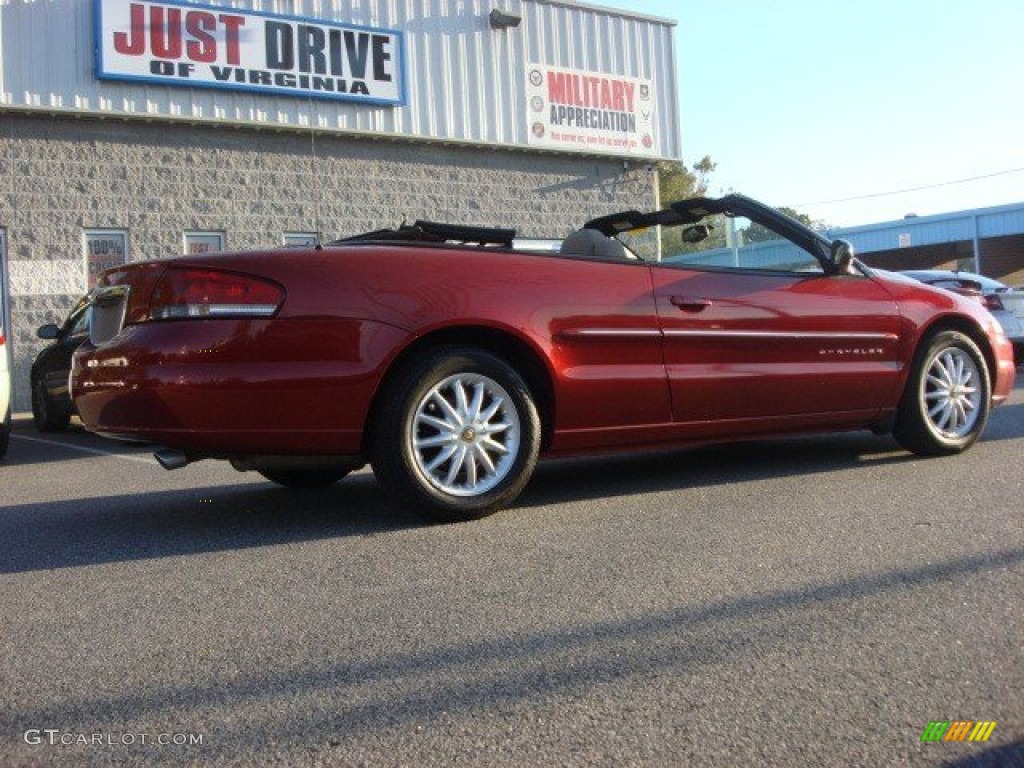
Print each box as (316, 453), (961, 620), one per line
(1, 317), (11, 458)
(900, 270), (1024, 363)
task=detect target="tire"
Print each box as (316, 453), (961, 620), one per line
(371, 346), (541, 522)
(258, 468), (351, 488)
(893, 330), (991, 456)
(0, 407), (9, 459)
(32, 376), (71, 432)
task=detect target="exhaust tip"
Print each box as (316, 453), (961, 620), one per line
(154, 448), (189, 471)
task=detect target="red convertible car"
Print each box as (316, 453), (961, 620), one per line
(71, 195), (1015, 521)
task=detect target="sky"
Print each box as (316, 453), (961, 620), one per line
(625, 0), (1024, 228)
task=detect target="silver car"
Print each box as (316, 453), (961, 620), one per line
(900, 270), (1024, 363)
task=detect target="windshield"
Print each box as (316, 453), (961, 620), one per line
(618, 204), (829, 273)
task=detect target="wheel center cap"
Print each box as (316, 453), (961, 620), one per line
(461, 427), (476, 442)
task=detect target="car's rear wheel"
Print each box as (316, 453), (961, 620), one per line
(371, 347), (541, 522)
(32, 376), (71, 432)
(894, 330), (991, 456)
(258, 468), (351, 488)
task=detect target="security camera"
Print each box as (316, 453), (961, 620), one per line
(489, 8), (522, 29)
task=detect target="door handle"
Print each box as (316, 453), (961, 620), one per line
(670, 296), (713, 312)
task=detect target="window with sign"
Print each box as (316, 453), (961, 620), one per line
(84, 230), (128, 289)
(184, 232), (225, 256)
(283, 233), (319, 248)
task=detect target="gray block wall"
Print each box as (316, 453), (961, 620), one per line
(0, 112), (657, 412)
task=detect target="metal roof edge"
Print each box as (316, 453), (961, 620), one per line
(830, 200), (1024, 236)
(526, 0), (678, 26)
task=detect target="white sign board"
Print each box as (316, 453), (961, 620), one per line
(525, 65), (656, 156)
(184, 232), (224, 255)
(95, 0), (405, 106)
(283, 233), (319, 247)
(84, 230), (128, 289)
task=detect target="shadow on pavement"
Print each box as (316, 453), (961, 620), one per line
(3, 407), (1023, 573)
(0, 475), (420, 574)
(5, 546), (1022, 760)
(982, 400), (1024, 442)
(939, 739), (1024, 767)
(522, 430), (912, 510)
(2, 416), (153, 468)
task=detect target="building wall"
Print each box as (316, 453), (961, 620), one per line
(833, 203), (1024, 286)
(0, 111), (656, 410)
(0, 0), (680, 160)
(858, 243), (972, 273)
(857, 238), (1024, 287)
(981, 236), (1024, 287)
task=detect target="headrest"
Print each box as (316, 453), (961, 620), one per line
(559, 228), (629, 260)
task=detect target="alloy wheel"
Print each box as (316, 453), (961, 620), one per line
(409, 373), (521, 497)
(922, 346), (982, 439)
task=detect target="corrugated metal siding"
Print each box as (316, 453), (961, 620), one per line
(978, 208), (1024, 239)
(836, 218), (976, 254)
(0, 0), (680, 159)
(980, 236), (1024, 287)
(831, 201), (1024, 255)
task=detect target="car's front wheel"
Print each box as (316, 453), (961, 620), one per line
(371, 347), (541, 522)
(32, 376), (71, 432)
(894, 330), (991, 456)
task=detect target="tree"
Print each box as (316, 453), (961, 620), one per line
(656, 156), (719, 256)
(658, 155), (716, 203)
(739, 206), (828, 243)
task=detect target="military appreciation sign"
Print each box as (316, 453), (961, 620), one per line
(526, 65), (655, 156)
(96, 0), (405, 106)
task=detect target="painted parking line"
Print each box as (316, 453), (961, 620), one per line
(12, 433), (156, 465)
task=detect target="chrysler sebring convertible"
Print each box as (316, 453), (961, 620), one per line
(71, 195), (1015, 521)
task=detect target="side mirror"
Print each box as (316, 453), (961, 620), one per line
(830, 239), (856, 275)
(37, 323), (60, 340)
(681, 223), (713, 244)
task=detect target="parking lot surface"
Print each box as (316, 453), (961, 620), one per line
(1, 382), (1022, 767)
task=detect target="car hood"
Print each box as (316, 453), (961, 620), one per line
(869, 268), (918, 286)
(869, 269), (1005, 337)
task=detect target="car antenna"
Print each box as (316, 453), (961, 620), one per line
(307, 95), (324, 250)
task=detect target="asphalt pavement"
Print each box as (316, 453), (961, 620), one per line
(1, 382), (1022, 767)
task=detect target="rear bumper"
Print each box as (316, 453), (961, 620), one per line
(991, 333), (1016, 405)
(72, 317), (411, 455)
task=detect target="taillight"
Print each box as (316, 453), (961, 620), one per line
(149, 268), (284, 320)
(983, 294), (1005, 312)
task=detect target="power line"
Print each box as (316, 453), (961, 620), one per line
(795, 167), (1024, 207)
